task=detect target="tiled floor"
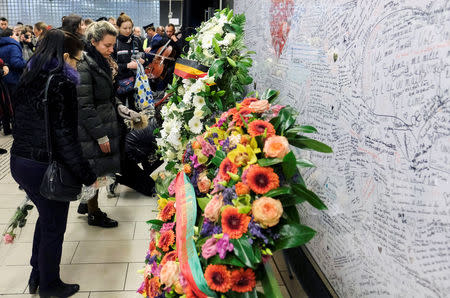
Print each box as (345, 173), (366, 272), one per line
(0, 135), (300, 297)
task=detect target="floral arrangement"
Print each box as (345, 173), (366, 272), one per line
(156, 8), (254, 164)
(139, 95), (332, 297)
(2, 198), (34, 244)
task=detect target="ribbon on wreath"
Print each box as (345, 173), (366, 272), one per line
(174, 58), (209, 79)
(175, 172), (216, 298)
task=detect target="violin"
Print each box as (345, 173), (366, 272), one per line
(145, 40), (176, 79)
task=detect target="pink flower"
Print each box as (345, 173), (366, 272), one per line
(160, 261), (180, 287)
(179, 273), (188, 288)
(249, 99), (270, 113)
(216, 233), (234, 259)
(204, 194), (223, 222)
(197, 172), (212, 193)
(264, 104), (285, 121)
(202, 237), (218, 259)
(216, 111), (229, 128)
(189, 154), (201, 169)
(168, 178), (176, 196)
(160, 222), (176, 234)
(263, 136), (291, 159)
(197, 136), (216, 157)
(3, 233), (14, 244)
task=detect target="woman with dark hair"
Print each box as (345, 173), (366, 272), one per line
(112, 12), (146, 111)
(10, 29), (96, 297)
(61, 14), (86, 38)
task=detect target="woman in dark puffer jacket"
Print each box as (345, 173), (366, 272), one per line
(11, 29), (95, 298)
(76, 21), (141, 227)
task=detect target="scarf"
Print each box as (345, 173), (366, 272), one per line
(85, 44), (112, 78)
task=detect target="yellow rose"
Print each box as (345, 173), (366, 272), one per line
(252, 197), (283, 228)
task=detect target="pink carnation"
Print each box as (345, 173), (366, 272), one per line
(160, 222), (176, 233)
(202, 237), (218, 259)
(3, 233), (14, 244)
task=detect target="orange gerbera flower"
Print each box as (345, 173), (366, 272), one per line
(204, 265), (232, 293)
(219, 158), (238, 181)
(231, 268), (256, 293)
(247, 120), (276, 138)
(240, 97), (258, 107)
(158, 230), (175, 252)
(161, 250), (177, 266)
(232, 108), (252, 127)
(221, 207), (251, 239)
(235, 182), (250, 196)
(149, 240), (156, 252)
(159, 201), (176, 222)
(246, 165), (279, 194)
(148, 276), (161, 297)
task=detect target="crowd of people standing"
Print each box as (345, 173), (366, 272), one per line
(0, 13), (188, 297)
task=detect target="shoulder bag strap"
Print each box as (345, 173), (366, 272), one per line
(43, 74), (55, 162)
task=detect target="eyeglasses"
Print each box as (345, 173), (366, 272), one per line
(70, 55), (82, 66)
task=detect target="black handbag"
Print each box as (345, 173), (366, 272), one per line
(39, 74), (82, 201)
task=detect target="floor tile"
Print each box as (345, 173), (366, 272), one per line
(0, 241), (78, 265)
(0, 173), (17, 184)
(0, 208), (18, 224)
(0, 293), (89, 298)
(97, 188), (119, 207)
(0, 183), (22, 195)
(89, 291), (142, 298)
(0, 194), (29, 208)
(64, 222), (135, 241)
(0, 265), (30, 294)
(133, 222), (151, 240)
(124, 263), (145, 291)
(72, 240), (147, 264)
(96, 206), (158, 222)
(59, 263), (127, 291)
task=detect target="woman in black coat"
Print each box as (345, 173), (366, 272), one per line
(76, 20), (141, 227)
(10, 29), (95, 298)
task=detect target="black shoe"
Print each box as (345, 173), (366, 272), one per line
(39, 280), (79, 298)
(28, 274), (39, 294)
(88, 210), (118, 228)
(77, 202), (88, 215)
(0, 148), (7, 154)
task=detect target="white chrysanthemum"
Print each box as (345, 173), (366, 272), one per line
(194, 108), (204, 118)
(160, 105), (169, 118)
(188, 117), (203, 134)
(166, 149), (176, 160)
(167, 129), (181, 148)
(182, 91), (193, 105)
(193, 96), (206, 109)
(220, 33), (236, 46)
(217, 14), (228, 26)
(229, 134), (241, 147)
(201, 33), (214, 49)
(182, 79), (193, 87)
(190, 80), (205, 93)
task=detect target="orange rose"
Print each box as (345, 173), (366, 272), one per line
(249, 99), (270, 113)
(204, 194), (223, 222)
(252, 197), (283, 228)
(263, 136), (290, 159)
(197, 173), (211, 193)
(235, 182), (250, 196)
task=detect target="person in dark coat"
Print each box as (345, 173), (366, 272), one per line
(76, 20), (140, 228)
(0, 28), (27, 134)
(112, 13), (146, 111)
(10, 29), (95, 298)
(0, 58), (9, 153)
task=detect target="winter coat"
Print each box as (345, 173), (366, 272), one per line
(0, 37), (27, 85)
(77, 51), (122, 176)
(11, 63), (97, 186)
(113, 34), (144, 81)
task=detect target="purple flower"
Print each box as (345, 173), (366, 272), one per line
(160, 222), (175, 233)
(248, 217), (269, 244)
(217, 233), (234, 259)
(145, 252), (156, 264)
(151, 262), (161, 276)
(222, 186), (237, 205)
(200, 219), (222, 236)
(202, 237), (218, 259)
(190, 155), (201, 169)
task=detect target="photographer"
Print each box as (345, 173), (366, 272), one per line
(20, 29), (34, 61)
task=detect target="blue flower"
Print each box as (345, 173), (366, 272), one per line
(222, 186), (237, 205)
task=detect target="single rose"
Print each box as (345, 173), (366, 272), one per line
(204, 194), (223, 222)
(249, 99), (270, 113)
(160, 261), (180, 287)
(263, 136), (290, 159)
(197, 173), (212, 193)
(3, 233), (14, 244)
(252, 197), (283, 228)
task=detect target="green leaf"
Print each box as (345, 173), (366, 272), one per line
(282, 151), (297, 180)
(208, 59), (225, 77)
(209, 254), (246, 267)
(227, 57), (237, 67)
(197, 196), (211, 211)
(211, 150), (226, 167)
(215, 97), (223, 110)
(257, 158), (283, 167)
(264, 186), (292, 197)
(278, 108), (296, 132)
(262, 262), (284, 298)
(146, 219), (164, 226)
(297, 159), (315, 168)
(212, 38), (221, 56)
(292, 183), (327, 210)
(25, 205), (34, 211)
(278, 194), (306, 206)
(284, 206), (300, 223)
(261, 89), (279, 103)
(287, 125), (318, 134)
(228, 289), (258, 298)
(230, 236), (258, 269)
(217, 90), (226, 96)
(227, 9), (234, 21)
(275, 223), (316, 250)
(185, 36), (193, 41)
(288, 136), (333, 153)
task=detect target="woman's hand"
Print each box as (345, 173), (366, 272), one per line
(127, 61), (138, 69)
(99, 141), (111, 154)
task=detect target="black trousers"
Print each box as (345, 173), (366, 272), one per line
(116, 155), (159, 196)
(10, 155), (70, 290)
